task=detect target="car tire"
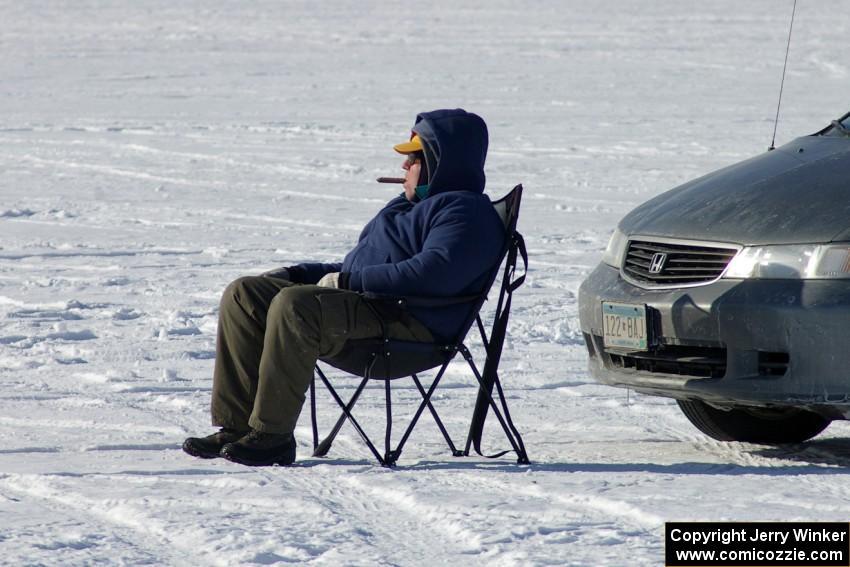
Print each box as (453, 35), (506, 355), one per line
(676, 400), (830, 444)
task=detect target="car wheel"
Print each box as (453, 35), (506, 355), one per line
(676, 400), (830, 444)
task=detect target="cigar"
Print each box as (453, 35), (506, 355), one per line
(377, 177), (405, 184)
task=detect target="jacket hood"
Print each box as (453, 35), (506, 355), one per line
(620, 135), (850, 245)
(411, 108), (488, 197)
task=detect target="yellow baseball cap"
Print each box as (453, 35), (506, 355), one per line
(393, 134), (423, 154)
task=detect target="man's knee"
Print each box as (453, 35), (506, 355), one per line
(268, 286), (322, 333)
(221, 276), (254, 309)
(220, 276), (280, 323)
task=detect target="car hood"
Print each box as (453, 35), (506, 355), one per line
(620, 135), (850, 246)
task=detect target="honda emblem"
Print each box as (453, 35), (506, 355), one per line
(649, 252), (667, 274)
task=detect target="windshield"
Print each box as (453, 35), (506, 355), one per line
(821, 111), (850, 137)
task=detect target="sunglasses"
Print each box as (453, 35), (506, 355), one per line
(405, 152), (423, 167)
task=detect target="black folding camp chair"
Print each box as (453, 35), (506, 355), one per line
(309, 184), (529, 467)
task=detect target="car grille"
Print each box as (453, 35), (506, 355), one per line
(607, 344), (727, 378)
(585, 334), (789, 380)
(623, 240), (738, 286)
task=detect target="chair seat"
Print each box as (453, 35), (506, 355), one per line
(321, 339), (458, 380)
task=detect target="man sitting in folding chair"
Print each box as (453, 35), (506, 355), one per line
(183, 108), (505, 467)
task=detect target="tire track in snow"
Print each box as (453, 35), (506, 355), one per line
(342, 473), (487, 552)
(18, 154), (215, 187)
(745, 438), (850, 515)
(203, 210), (363, 233)
(0, 473), (198, 566)
(628, 400), (816, 470)
(619, 398), (850, 483)
(332, 466), (661, 565)
(0, 248), (203, 261)
(4, 456), (508, 565)
(10, 150), (390, 192)
(0, 415), (183, 436)
(0, 468), (350, 566)
(266, 464), (487, 566)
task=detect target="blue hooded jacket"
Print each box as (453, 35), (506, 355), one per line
(288, 109), (505, 341)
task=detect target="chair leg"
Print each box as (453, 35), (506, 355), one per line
(310, 375), (319, 453)
(492, 370), (529, 463)
(459, 345), (529, 464)
(387, 362), (452, 465)
(384, 380), (393, 465)
(318, 372), (388, 465)
(410, 373), (462, 457)
(313, 368), (386, 463)
(313, 370), (360, 457)
(313, 357), (472, 466)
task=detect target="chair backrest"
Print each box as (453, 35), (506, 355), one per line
(493, 186), (522, 233)
(442, 183), (524, 345)
(321, 184), (526, 380)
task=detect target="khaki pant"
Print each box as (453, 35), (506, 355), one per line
(210, 276), (433, 434)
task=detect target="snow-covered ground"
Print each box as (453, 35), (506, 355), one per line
(2, 1), (850, 565)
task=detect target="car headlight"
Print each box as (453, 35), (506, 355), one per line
(601, 227), (628, 268)
(723, 243), (850, 279)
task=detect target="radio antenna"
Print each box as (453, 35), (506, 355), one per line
(769, 0), (798, 151)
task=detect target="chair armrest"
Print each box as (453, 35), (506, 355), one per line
(360, 291), (480, 308)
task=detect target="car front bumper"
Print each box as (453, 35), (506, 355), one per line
(578, 263), (850, 416)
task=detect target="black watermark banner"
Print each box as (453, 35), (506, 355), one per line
(666, 522), (849, 566)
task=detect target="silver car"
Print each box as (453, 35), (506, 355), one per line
(578, 112), (850, 444)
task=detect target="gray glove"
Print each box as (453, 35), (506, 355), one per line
(262, 267), (291, 280)
(316, 272), (340, 288)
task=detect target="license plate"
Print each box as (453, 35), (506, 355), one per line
(602, 302), (648, 351)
